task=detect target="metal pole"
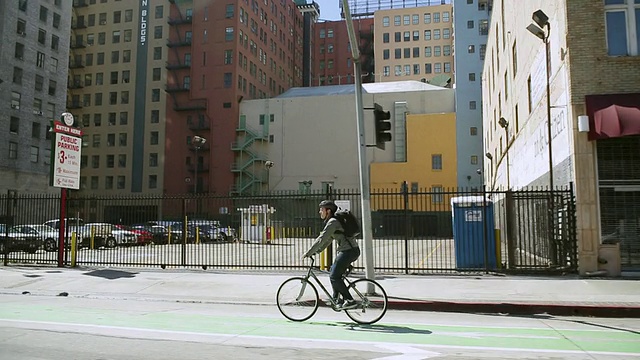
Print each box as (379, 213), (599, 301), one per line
(194, 147), (198, 195)
(342, 0), (375, 283)
(58, 188), (67, 267)
(545, 28), (556, 265)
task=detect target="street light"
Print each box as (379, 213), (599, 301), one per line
(527, 10), (556, 264)
(264, 160), (274, 193)
(499, 117), (510, 190)
(192, 135), (207, 194)
(526, 9), (553, 192)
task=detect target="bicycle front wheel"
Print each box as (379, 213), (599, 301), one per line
(344, 278), (388, 325)
(276, 277), (319, 322)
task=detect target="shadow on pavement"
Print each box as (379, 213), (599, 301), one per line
(83, 269), (138, 280)
(485, 313), (640, 335)
(321, 321), (433, 335)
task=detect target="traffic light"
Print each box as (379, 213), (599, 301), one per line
(373, 103), (392, 150)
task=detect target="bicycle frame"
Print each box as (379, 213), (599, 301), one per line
(298, 257), (351, 310)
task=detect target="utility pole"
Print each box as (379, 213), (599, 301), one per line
(341, 0), (375, 283)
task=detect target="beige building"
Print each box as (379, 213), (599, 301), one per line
(234, 81), (455, 194)
(482, 0), (640, 274)
(373, 4), (454, 86)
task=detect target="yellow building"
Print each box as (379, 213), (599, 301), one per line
(370, 112), (457, 237)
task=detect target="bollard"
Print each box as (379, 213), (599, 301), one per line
(70, 232), (77, 267)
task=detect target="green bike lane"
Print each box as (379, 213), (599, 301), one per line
(0, 296), (639, 357)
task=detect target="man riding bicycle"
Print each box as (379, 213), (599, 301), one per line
(303, 200), (361, 310)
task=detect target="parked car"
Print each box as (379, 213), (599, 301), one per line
(115, 224), (153, 245)
(188, 220), (238, 242)
(43, 218), (85, 241)
(131, 224), (170, 244)
(81, 223), (138, 247)
(0, 224), (43, 254)
(12, 224), (82, 252)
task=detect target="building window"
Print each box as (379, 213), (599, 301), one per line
(413, 64), (420, 74)
(469, 101), (477, 110)
(431, 186), (444, 204)
(404, 31), (410, 42)
(480, 44), (487, 60)
(383, 66), (390, 76)
(470, 127), (478, 136)
(40, 6), (48, 22)
(403, 15), (410, 25)
(604, 0), (640, 56)
(152, 89), (160, 102)
(151, 110), (159, 123)
(319, 29), (325, 38)
(469, 73), (476, 81)
(382, 16), (389, 27)
(444, 62), (451, 72)
(149, 153), (158, 167)
(9, 142), (18, 159)
(425, 63), (432, 73)
(149, 175), (158, 189)
(105, 176), (113, 189)
(328, 29), (334, 38)
(225, 27), (234, 41)
(383, 33), (389, 43)
(413, 47), (420, 57)
(395, 48), (401, 59)
(10, 117), (20, 133)
(471, 155), (478, 165)
(424, 30), (431, 41)
(404, 48), (411, 58)
(443, 28), (450, 39)
(30, 146), (39, 163)
(154, 26), (163, 39)
(434, 29), (441, 40)
(394, 15), (401, 26)
(432, 154), (442, 170)
(479, 19), (489, 35)
(424, 13), (431, 24)
(117, 176), (125, 189)
(153, 5), (163, 19)
(395, 32), (401, 42)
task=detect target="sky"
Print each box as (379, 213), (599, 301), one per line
(315, 0), (342, 21)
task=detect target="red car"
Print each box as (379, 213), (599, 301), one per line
(115, 225), (153, 245)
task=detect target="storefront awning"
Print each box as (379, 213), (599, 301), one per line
(586, 93), (640, 141)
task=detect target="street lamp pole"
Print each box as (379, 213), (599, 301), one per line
(498, 117), (510, 190)
(527, 9), (556, 264)
(192, 136), (207, 194)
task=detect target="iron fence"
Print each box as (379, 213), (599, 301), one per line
(0, 186), (577, 274)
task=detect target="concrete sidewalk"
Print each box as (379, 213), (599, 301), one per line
(0, 266), (639, 318)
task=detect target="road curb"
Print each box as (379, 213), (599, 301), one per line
(387, 300), (640, 318)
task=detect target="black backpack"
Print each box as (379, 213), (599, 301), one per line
(334, 210), (361, 238)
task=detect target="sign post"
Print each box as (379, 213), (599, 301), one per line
(50, 113), (82, 267)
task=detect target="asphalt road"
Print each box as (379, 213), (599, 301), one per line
(0, 294), (638, 359)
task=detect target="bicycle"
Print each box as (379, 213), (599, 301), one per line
(276, 256), (388, 324)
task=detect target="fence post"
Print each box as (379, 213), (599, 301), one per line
(182, 198), (187, 267)
(402, 181), (409, 274)
(482, 186), (489, 273)
(505, 190), (515, 269)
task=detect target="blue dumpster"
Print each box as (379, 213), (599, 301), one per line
(451, 196), (497, 269)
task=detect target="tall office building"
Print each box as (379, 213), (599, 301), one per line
(313, 18), (374, 86)
(68, 0), (313, 196)
(374, 4), (454, 85)
(0, 0), (72, 195)
(452, 0), (492, 189)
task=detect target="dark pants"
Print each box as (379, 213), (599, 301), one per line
(330, 247), (361, 301)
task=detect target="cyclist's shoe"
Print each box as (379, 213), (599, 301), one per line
(339, 299), (358, 310)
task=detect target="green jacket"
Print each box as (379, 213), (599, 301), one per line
(304, 217), (358, 257)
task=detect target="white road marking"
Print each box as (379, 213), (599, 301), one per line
(373, 344), (442, 360)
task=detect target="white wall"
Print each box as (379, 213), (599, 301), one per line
(239, 82), (455, 191)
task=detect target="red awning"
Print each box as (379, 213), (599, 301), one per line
(586, 93), (640, 141)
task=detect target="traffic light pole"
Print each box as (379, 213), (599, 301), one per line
(342, 0), (376, 283)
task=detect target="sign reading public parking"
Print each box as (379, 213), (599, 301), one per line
(51, 113), (82, 190)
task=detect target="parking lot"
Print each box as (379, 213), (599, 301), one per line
(1, 237), (468, 274)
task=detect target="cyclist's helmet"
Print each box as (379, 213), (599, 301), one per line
(319, 200), (338, 214)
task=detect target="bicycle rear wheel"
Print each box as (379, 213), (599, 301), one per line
(276, 277), (319, 322)
(344, 278), (388, 325)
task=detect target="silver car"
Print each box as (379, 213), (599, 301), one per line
(15, 224), (82, 252)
